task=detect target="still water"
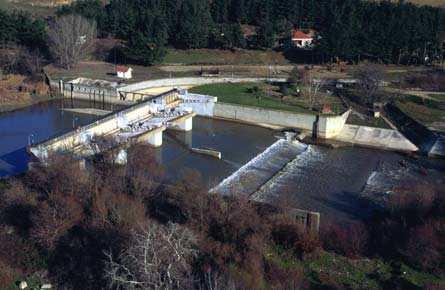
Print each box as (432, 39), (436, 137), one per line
(0, 100), (276, 181)
(1, 100), (444, 221)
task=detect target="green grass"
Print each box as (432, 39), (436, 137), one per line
(190, 82), (316, 114)
(0, 0), (57, 16)
(306, 251), (392, 290)
(396, 100), (445, 126)
(266, 246), (445, 290)
(163, 49), (289, 65)
(347, 114), (392, 129)
(399, 263), (445, 287)
(429, 94), (445, 102)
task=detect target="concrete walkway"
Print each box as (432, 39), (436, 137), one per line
(62, 108), (112, 116)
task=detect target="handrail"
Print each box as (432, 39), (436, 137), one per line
(31, 89), (180, 149)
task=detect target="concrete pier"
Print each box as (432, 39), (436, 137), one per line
(169, 114), (194, 131)
(29, 89), (193, 161)
(133, 126), (165, 147)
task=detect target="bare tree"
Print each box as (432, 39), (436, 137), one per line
(353, 63), (383, 105)
(300, 68), (326, 110)
(105, 223), (197, 290)
(0, 46), (44, 79)
(48, 14), (97, 69)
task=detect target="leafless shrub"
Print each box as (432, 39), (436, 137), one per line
(423, 282), (445, 290)
(26, 153), (89, 198)
(30, 194), (84, 250)
(1, 47), (44, 80)
(0, 259), (21, 289)
(90, 187), (147, 235)
(405, 70), (445, 92)
(265, 260), (308, 290)
(48, 14), (97, 69)
(105, 222), (197, 290)
(400, 221), (444, 273)
(270, 215), (320, 258)
(126, 144), (164, 199)
(353, 62), (383, 105)
(321, 222), (368, 259)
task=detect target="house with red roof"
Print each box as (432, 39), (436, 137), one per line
(291, 29), (315, 49)
(116, 66), (133, 79)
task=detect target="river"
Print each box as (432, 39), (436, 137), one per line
(1, 100), (444, 222)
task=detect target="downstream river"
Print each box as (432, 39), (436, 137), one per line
(1, 100), (444, 222)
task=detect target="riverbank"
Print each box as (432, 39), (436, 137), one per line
(0, 74), (52, 114)
(0, 94), (54, 114)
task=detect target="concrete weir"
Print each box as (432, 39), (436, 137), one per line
(29, 89), (195, 161)
(211, 139), (308, 197)
(211, 138), (320, 231)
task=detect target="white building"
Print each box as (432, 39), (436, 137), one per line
(116, 66), (133, 79)
(291, 29), (314, 49)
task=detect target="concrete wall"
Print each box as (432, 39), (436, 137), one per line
(178, 93), (217, 117)
(214, 102), (350, 137)
(318, 111), (351, 138)
(118, 77), (287, 93)
(214, 103), (316, 129)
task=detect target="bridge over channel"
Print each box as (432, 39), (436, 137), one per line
(29, 89), (196, 163)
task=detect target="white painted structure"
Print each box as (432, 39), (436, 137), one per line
(29, 90), (195, 161)
(116, 66), (133, 79)
(291, 29), (314, 48)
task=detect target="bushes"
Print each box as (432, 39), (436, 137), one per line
(400, 221), (445, 273)
(271, 216), (320, 258)
(367, 184), (445, 274)
(0, 144), (444, 289)
(404, 70), (445, 92)
(321, 222), (368, 259)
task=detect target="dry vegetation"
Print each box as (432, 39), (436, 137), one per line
(0, 144), (444, 289)
(370, 0), (445, 7)
(0, 74), (49, 112)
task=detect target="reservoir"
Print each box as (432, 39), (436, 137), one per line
(1, 100), (444, 222)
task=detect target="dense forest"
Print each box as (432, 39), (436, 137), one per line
(1, 0), (444, 65)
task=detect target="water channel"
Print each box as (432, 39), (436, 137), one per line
(1, 100), (444, 222)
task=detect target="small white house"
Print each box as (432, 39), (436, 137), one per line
(291, 29), (314, 49)
(116, 66), (133, 79)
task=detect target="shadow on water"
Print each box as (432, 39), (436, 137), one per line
(0, 147), (32, 177)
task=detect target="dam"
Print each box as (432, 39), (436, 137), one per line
(29, 89), (196, 162)
(1, 101), (444, 223)
(2, 76), (443, 224)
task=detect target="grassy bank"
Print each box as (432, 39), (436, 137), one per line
(0, 95), (53, 114)
(0, 75), (52, 113)
(266, 247), (445, 290)
(0, 0), (57, 16)
(163, 49), (290, 65)
(190, 82), (315, 113)
(190, 82), (347, 114)
(394, 95), (445, 130)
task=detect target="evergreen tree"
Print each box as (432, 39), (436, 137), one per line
(176, 0), (212, 49)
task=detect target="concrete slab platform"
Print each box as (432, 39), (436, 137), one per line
(334, 125), (418, 153)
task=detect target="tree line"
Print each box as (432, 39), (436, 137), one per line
(1, 0), (444, 66)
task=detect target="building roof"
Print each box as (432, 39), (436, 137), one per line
(116, 65), (131, 73)
(292, 29), (313, 40)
